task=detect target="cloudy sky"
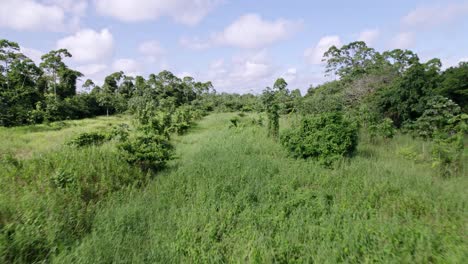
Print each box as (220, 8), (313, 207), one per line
(1, 0), (468, 93)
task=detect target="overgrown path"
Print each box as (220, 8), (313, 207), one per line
(56, 113), (467, 263)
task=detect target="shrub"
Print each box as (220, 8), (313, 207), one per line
(119, 133), (173, 171)
(67, 132), (108, 147)
(281, 112), (358, 166)
(368, 118), (395, 142)
(412, 96), (461, 140)
(431, 114), (467, 177)
(108, 123), (130, 142)
(229, 117), (240, 128)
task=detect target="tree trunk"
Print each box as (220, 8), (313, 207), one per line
(106, 108), (109, 117)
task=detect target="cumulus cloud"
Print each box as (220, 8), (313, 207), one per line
(402, 2), (468, 28)
(358, 29), (380, 46)
(283, 68), (297, 83)
(0, 0), (65, 31)
(112, 58), (143, 76)
(94, 0), (221, 25)
(202, 50), (276, 93)
(181, 13), (302, 49)
(138, 40), (165, 63)
(0, 0), (87, 31)
(76, 63), (108, 76)
(179, 36), (211, 50)
(391, 32), (414, 49)
(304, 35), (342, 64)
(56, 28), (114, 62)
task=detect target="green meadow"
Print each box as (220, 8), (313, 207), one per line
(3, 113), (465, 263)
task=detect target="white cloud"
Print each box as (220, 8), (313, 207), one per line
(402, 2), (468, 28)
(181, 13), (302, 49)
(94, 0), (220, 25)
(138, 40), (164, 56)
(358, 29), (379, 46)
(0, 0), (65, 31)
(179, 36), (211, 50)
(76, 63), (108, 76)
(213, 14), (302, 49)
(201, 50), (277, 93)
(20, 46), (43, 64)
(112, 58), (143, 76)
(283, 68), (297, 83)
(138, 40), (165, 63)
(45, 0), (87, 16)
(304, 35), (342, 64)
(391, 32), (414, 49)
(56, 28), (114, 62)
(0, 0), (87, 31)
(459, 58), (468, 63)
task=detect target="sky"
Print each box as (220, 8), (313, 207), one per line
(1, 0), (468, 94)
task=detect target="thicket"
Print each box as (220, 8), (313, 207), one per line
(281, 112), (358, 165)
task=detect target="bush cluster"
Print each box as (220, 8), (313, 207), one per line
(119, 134), (173, 171)
(67, 131), (108, 147)
(281, 112), (358, 166)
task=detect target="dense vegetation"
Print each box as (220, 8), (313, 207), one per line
(0, 38), (467, 262)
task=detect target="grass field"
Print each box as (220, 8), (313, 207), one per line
(0, 115), (131, 159)
(31, 113), (466, 263)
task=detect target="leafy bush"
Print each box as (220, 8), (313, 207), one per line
(412, 96), (461, 139)
(431, 114), (467, 177)
(229, 117), (240, 127)
(67, 132), (108, 147)
(108, 123), (130, 142)
(369, 118), (395, 141)
(281, 112), (358, 166)
(171, 108), (193, 135)
(119, 133), (173, 171)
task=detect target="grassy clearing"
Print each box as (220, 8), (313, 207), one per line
(0, 115), (131, 159)
(0, 115), (144, 263)
(53, 113), (467, 263)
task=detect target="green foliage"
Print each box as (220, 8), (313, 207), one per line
(431, 132), (465, 177)
(302, 81), (345, 114)
(373, 59), (442, 127)
(52, 114), (467, 263)
(412, 96), (461, 140)
(67, 131), (108, 147)
(438, 62), (468, 112)
(108, 123), (130, 142)
(370, 118), (395, 140)
(118, 133), (173, 171)
(262, 85), (280, 139)
(323, 41), (383, 79)
(229, 116), (240, 127)
(0, 138), (149, 263)
(171, 107), (194, 135)
(281, 112), (358, 166)
(430, 114), (467, 177)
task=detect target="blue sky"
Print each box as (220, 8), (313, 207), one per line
(1, 0), (468, 94)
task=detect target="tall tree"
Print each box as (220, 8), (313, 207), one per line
(323, 41), (383, 80)
(39, 49), (72, 99)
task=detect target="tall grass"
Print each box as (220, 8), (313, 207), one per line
(0, 115), (146, 263)
(52, 113), (467, 263)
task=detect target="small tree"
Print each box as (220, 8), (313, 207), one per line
(262, 87), (280, 139)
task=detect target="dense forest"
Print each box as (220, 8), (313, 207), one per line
(1, 38), (467, 262)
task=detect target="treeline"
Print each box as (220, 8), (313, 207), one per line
(260, 41), (467, 174)
(0, 39), (229, 127)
